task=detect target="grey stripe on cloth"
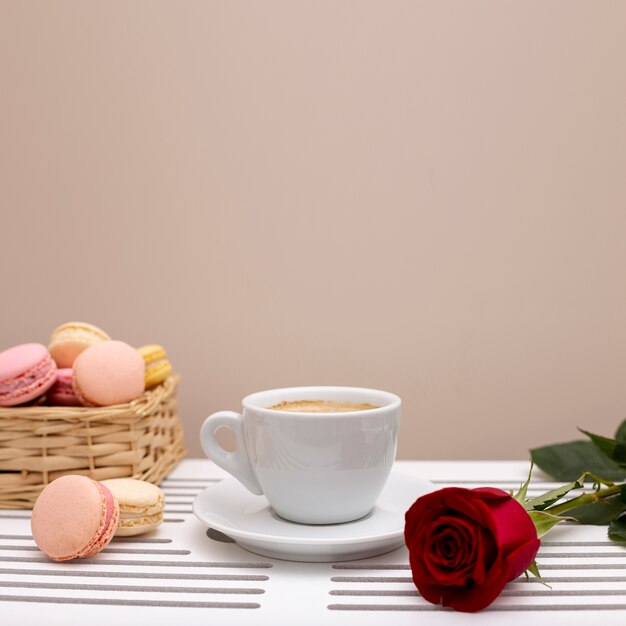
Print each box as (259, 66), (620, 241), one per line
(0, 581), (264, 594)
(0, 568), (269, 581)
(0, 556), (272, 568)
(0, 546), (191, 555)
(0, 595), (260, 609)
(328, 603), (626, 612)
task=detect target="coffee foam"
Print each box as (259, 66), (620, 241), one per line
(267, 400), (378, 413)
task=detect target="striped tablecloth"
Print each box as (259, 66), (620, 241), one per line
(0, 459), (624, 625)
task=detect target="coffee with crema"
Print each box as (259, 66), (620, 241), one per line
(268, 400), (378, 413)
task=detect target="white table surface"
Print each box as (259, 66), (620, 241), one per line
(1, 459), (625, 625)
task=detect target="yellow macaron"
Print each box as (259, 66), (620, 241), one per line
(137, 344), (173, 389)
(48, 322), (111, 368)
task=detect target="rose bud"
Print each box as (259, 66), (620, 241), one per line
(404, 487), (540, 612)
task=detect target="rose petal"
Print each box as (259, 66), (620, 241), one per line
(470, 487), (512, 501)
(505, 536), (541, 581)
(443, 491), (495, 529)
(483, 495), (539, 557)
(439, 559), (508, 613)
(434, 516), (475, 569)
(470, 524), (497, 585)
(422, 524), (472, 585)
(405, 492), (447, 547)
(422, 514), (492, 586)
(432, 529), (466, 569)
(411, 579), (446, 606)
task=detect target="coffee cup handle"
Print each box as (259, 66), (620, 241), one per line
(200, 411), (263, 495)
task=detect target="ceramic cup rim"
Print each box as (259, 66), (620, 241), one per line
(242, 385), (401, 418)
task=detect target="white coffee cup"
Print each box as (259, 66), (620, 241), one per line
(200, 386), (401, 525)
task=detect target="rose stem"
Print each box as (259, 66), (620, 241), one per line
(546, 484), (623, 517)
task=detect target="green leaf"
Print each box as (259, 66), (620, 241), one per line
(513, 463), (533, 505)
(563, 495), (626, 525)
(524, 477), (585, 511)
(580, 429), (626, 465)
(526, 561), (549, 587)
(530, 441), (626, 481)
(615, 419), (626, 443)
(528, 511), (569, 537)
(608, 517), (626, 542)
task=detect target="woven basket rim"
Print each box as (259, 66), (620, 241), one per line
(0, 374), (181, 419)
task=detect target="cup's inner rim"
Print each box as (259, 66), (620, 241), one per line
(243, 386), (401, 415)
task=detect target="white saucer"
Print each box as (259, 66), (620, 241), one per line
(193, 471), (435, 562)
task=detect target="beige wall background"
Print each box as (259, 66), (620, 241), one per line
(1, 1), (625, 461)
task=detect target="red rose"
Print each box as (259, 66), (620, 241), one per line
(404, 487), (540, 612)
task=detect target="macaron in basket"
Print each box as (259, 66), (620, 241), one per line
(0, 321), (175, 408)
(0, 322), (184, 510)
(0, 343), (57, 407)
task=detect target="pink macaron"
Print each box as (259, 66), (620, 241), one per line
(73, 340), (145, 407)
(31, 475), (120, 561)
(0, 343), (58, 407)
(47, 368), (82, 407)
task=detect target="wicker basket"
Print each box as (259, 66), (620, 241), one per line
(0, 375), (186, 509)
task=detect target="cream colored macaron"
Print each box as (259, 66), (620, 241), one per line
(48, 322), (110, 368)
(100, 479), (164, 536)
